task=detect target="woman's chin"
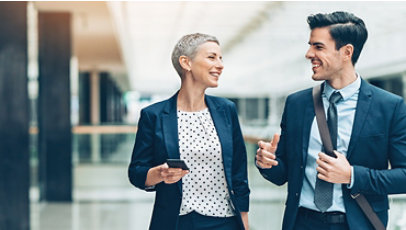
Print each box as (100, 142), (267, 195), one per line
(209, 83), (219, 88)
(210, 80), (219, 88)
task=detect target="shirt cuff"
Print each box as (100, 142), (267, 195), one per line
(347, 166), (355, 189)
(145, 185), (156, 191)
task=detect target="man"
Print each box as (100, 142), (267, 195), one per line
(256, 11), (406, 230)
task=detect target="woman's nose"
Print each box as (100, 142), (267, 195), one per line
(216, 59), (224, 69)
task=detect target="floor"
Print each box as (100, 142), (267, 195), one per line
(30, 164), (406, 230)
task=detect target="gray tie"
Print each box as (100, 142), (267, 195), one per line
(314, 91), (342, 212)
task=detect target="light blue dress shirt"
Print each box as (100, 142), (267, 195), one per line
(299, 76), (361, 213)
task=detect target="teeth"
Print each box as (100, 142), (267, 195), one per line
(312, 64), (320, 68)
(211, 73), (220, 77)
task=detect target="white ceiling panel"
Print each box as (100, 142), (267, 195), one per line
(108, 1), (406, 97)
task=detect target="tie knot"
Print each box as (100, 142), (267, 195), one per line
(329, 91), (342, 104)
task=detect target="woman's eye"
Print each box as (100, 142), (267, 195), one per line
(208, 56), (215, 59)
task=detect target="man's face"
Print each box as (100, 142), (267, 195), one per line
(305, 27), (346, 81)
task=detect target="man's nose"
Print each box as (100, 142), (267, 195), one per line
(305, 48), (314, 59)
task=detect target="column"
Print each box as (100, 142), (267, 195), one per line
(90, 71), (101, 162)
(78, 72), (90, 124)
(0, 2), (30, 230)
(90, 70), (100, 124)
(38, 12), (72, 201)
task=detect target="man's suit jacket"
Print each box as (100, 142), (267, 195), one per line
(259, 79), (406, 230)
(129, 92), (250, 230)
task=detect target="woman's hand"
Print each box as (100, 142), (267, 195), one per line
(160, 163), (189, 184)
(145, 163), (189, 187)
(240, 212), (249, 230)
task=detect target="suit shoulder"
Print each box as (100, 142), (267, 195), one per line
(286, 87), (313, 103)
(368, 83), (403, 103)
(140, 98), (171, 115)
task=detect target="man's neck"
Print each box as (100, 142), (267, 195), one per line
(327, 69), (357, 90)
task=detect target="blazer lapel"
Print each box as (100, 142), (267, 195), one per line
(162, 92), (180, 159)
(302, 89), (316, 166)
(347, 79), (373, 159)
(206, 96), (233, 187)
(161, 92), (182, 191)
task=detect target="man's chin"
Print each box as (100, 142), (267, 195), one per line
(311, 74), (325, 81)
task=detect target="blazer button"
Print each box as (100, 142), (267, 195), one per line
(295, 193), (299, 197)
(231, 190), (235, 195)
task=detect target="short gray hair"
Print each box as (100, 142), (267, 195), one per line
(171, 33), (219, 77)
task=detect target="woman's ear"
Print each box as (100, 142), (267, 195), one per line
(179, 56), (191, 72)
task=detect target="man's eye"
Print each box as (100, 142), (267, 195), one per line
(208, 56), (215, 59)
(316, 46), (323, 50)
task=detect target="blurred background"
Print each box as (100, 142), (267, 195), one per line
(1, 1), (406, 230)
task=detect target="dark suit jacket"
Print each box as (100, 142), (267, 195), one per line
(259, 79), (406, 230)
(129, 92), (250, 230)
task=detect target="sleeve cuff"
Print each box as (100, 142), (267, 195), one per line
(144, 185), (156, 192)
(347, 166), (355, 189)
(234, 195), (250, 212)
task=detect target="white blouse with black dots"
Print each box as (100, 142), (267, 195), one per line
(177, 108), (235, 217)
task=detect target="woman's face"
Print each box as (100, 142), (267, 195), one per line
(189, 41), (224, 88)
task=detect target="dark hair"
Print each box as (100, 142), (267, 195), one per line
(307, 11), (368, 65)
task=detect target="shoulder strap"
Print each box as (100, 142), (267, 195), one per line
(312, 84), (334, 155)
(312, 85), (385, 230)
(352, 194), (386, 230)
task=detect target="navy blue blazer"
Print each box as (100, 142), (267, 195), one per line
(259, 79), (406, 230)
(129, 92), (250, 230)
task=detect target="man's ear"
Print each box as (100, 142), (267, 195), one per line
(343, 44), (354, 62)
(179, 56), (191, 72)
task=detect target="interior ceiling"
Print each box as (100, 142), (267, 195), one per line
(34, 2), (406, 97)
(34, 1), (128, 91)
(109, 1), (406, 97)
(108, 1), (279, 96)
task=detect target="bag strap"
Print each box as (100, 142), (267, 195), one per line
(312, 84), (385, 230)
(351, 193), (386, 230)
(312, 84), (334, 156)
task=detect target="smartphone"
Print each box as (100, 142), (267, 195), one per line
(167, 159), (189, 170)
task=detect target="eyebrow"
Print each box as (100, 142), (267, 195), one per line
(207, 52), (222, 58)
(308, 42), (325, 46)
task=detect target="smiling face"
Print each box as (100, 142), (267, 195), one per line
(305, 27), (347, 82)
(189, 41), (224, 88)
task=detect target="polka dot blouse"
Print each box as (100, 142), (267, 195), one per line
(177, 108), (234, 217)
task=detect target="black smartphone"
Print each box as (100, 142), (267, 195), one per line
(167, 159), (189, 170)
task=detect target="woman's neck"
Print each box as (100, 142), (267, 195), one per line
(177, 86), (206, 112)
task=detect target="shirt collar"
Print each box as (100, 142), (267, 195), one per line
(323, 73), (361, 101)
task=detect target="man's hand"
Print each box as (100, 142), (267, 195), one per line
(256, 133), (280, 169)
(316, 151), (351, 184)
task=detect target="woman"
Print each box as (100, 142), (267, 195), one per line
(128, 33), (250, 230)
